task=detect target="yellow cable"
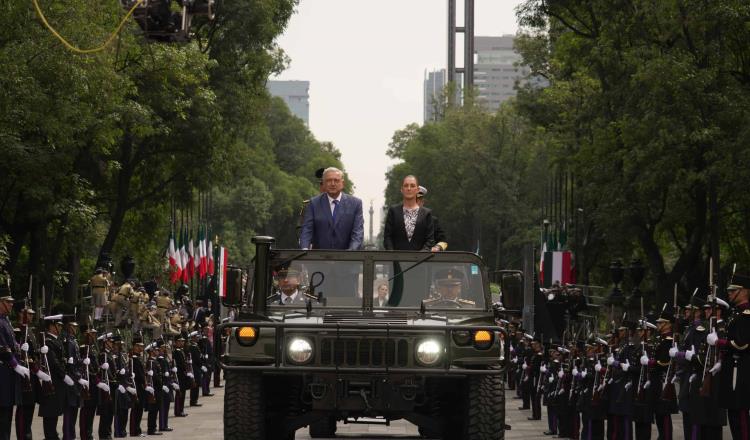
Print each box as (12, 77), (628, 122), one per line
(32, 0), (144, 54)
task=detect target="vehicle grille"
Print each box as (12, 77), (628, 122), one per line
(322, 313), (408, 325)
(319, 337), (410, 367)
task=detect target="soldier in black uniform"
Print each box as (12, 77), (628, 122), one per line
(96, 333), (116, 439)
(528, 336), (544, 420)
(694, 297), (728, 439)
(649, 304), (678, 440)
(543, 345), (561, 436)
(518, 333), (532, 411)
(112, 335), (132, 438)
(13, 305), (37, 440)
(78, 325), (99, 440)
(144, 342), (163, 435)
(608, 317), (638, 440)
(673, 303), (702, 440)
(188, 331), (203, 407)
(157, 340), (174, 432)
(172, 334), (188, 417)
(711, 274), (750, 440)
(633, 318), (656, 440)
(578, 337), (607, 440)
(0, 294), (26, 440)
(38, 314), (68, 440)
(61, 318), (83, 440)
(128, 336), (146, 437)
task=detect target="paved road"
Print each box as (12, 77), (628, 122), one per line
(16, 383), (720, 439)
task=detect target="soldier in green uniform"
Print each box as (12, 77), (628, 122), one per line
(423, 269), (476, 308)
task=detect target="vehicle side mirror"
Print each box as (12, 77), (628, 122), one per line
(222, 265), (244, 307)
(500, 272), (523, 310)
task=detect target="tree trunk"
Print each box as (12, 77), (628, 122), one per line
(99, 133), (135, 258)
(64, 244), (80, 305)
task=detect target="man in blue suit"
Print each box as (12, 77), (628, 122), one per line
(300, 167), (364, 250)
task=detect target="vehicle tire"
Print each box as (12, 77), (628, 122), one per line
(309, 415), (336, 438)
(224, 371), (264, 440)
(464, 366), (505, 440)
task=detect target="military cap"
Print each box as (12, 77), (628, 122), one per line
(434, 268), (464, 286)
(43, 314), (64, 322)
(728, 273), (750, 291)
(97, 332), (113, 341)
(705, 295), (730, 309)
(189, 330), (199, 338)
(0, 295), (14, 302)
(656, 303), (675, 323)
(111, 334), (123, 342)
(132, 335), (144, 346)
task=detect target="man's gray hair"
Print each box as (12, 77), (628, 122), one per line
(322, 167), (344, 179)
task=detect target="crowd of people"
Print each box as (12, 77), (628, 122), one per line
(504, 274), (750, 440)
(0, 274), (223, 440)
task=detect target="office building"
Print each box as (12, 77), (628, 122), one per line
(267, 80), (310, 125)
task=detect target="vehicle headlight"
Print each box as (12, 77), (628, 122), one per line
(416, 340), (442, 366)
(287, 338), (313, 364)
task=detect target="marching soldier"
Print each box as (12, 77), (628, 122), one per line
(37, 314), (67, 440)
(14, 305), (37, 440)
(78, 325), (99, 440)
(710, 273), (750, 440)
(97, 333), (115, 440)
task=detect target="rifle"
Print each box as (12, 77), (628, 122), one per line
(700, 258), (718, 397)
(40, 332), (55, 397)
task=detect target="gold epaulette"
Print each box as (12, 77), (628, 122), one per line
(743, 309), (750, 315)
(657, 360), (670, 367)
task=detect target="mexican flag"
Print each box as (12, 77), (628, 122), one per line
(207, 236), (215, 276)
(168, 232), (181, 284)
(542, 250), (573, 288)
(198, 226), (207, 279)
(180, 228), (189, 283)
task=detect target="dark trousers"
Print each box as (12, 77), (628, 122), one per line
(581, 418), (605, 440)
(682, 411), (692, 440)
(531, 389), (542, 419)
(701, 425), (722, 440)
(129, 401), (143, 436)
(213, 363), (221, 387)
(174, 390), (185, 416)
(728, 409), (750, 440)
(14, 404), (34, 440)
(201, 372), (211, 396)
(189, 386), (199, 405)
(0, 406), (12, 440)
(147, 403), (158, 433)
(62, 406), (78, 440)
(608, 415), (633, 440)
(655, 413), (673, 440)
(114, 407), (128, 437)
(635, 421), (651, 440)
(159, 395), (170, 429)
(43, 416), (60, 440)
(547, 406), (558, 434)
(520, 380), (530, 409)
(98, 402), (114, 439)
(507, 369), (516, 390)
(79, 405), (96, 440)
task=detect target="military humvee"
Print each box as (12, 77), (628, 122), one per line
(218, 237), (507, 439)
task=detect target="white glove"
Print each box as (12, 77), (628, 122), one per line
(644, 380), (651, 389)
(146, 386), (155, 394)
(540, 365), (547, 373)
(187, 372), (194, 378)
(608, 378), (614, 385)
(187, 360), (192, 364)
(101, 362), (109, 370)
(171, 383), (180, 391)
(162, 385), (170, 393)
(548, 376), (554, 383)
(710, 362), (722, 375)
(83, 357), (90, 366)
(581, 370), (588, 379)
(78, 379), (89, 388)
(67, 357), (74, 365)
(20, 343), (29, 352)
(164, 371), (170, 377)
(685, 345), (695, 361)
(707, 331), (719, 346)
(624, 381), (632, 391)
(572, 367), (579, 376)
(147, 370), (153, 377)
(557, 370), (564, 379)
(595, 361), (602, 372)
(689, 373), (697, 383)
(671, 375), (679, 384)
(669, 347), (678, 358)
(607, 355), (615, 366)
(97, 382), (110, 393)
(621, 360), (630, 372)
(640, 355), (649, 366)
(203, 354), (208, 359)
(171, 367), (177, 373)
(126, 386), (137, 395)
(522, 362), (528, 370)
(13, 365), (30, 378)
(201, 366), (208, 373)
(130, 373), (135, 380)
(119, 368), (126, 375)
(63, 375), (75, 386)
(512, 357), (518, 364)
(118, 385), (126, 394)
(36, 371), (51, 382)
(40, 345), (49, 354)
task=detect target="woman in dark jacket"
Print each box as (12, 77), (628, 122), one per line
(383, 175), (435, 251)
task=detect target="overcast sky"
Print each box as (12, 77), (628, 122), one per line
(274, 0), (525, 240)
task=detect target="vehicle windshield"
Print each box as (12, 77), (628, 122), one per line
(267, 253), (486, 310)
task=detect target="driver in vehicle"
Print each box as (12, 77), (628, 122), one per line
(270, 268), (318, 305)
(424, 268), (476, 307)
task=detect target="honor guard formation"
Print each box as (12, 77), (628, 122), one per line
(501, 272), (750, 440)
(0, 268), (224, 440)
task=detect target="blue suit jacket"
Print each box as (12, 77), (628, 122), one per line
(299, 193), (364, 250)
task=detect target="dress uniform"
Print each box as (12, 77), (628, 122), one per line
(11, 306), (36, 440)
(128, 337), (146, 437)
(188, 332), (203, 407)
(172, 335), (188, 417)
(37, 315), (68, 440)
(712, 274), (750, 440)
(78, 327), (100, 440)
(0, 295), (24, 440)
(97, 333), (116, 439)
(157, 342), (174, 432)
(144, 343), (163, 435)
(112, 337), (131, 438)
(61, 321), (82, 440)
(651, 304), (678, 440)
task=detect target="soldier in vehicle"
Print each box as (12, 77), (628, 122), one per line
(424, 268), (475, 308)
(269, 269), (318, 305)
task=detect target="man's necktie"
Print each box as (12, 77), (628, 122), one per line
(332, 199), (339, 222)
(284, 296), (292, 304)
